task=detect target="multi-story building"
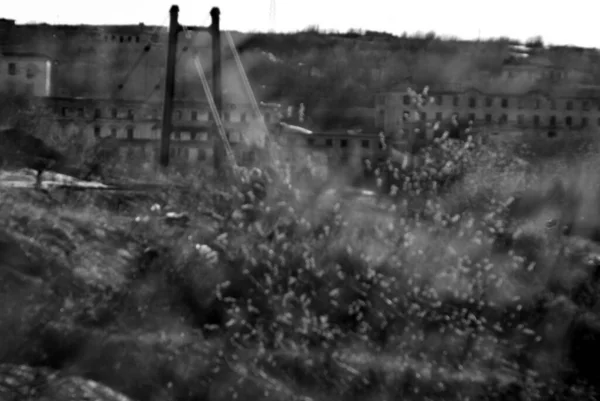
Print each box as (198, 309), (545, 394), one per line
(0, 49), (53, 96)
(35, 96), (282, 164)
(375, 54), (600, 147)
(376, 81), (600, 146)
(277, 123), (389, 167)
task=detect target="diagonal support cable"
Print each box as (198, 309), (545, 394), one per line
(191, 56), (237, 168)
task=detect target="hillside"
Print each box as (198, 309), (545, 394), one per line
(3, 21), (600, 129)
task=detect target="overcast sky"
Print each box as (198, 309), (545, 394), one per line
(3, 0), (598, 48)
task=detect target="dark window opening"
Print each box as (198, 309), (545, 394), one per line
(468, 97), (476, 108)
(340, 139), (348, 148)
(325, 139), (333, 147)
(565, 116), (572, 126)
(127, 127), (134, 140)
(8, 63), (16, 75)
(403, 95), (410, 105)
(548, 131), (557, 138)
(361, 140), (370, 148)
(501, 98), (508, 108)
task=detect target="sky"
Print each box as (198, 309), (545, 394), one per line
(3, 0), (599, 48)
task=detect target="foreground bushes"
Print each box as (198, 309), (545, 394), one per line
(2, 130), (600, 400)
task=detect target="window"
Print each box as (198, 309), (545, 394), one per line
(468, 113), (476, 123)
(565, 116), (572, 126)
(94, 108), (101, 118)
(435, 95), (442, 105)
(94, 126), (101, 137)
(110, 128), (117, 137)
(8, 63), (16, 75)
(501, 98), (508, 108)
(550, 116), (556, 126)
(485, 114), (492, 123)
(111, 108), (117, 118)
(533, 115), (540, 126)
(77, 108), (84, 118)
(403, 95), (410, 105)
(500, 114), (508, 124)
(583, 101), (590, 111)
(597, 117), (600, 126)
(361, 139), (370, 148)
(420, 112), (427, 121)
(485, 97), (493, 107)
(340, 139), (348, 148)
(468, 97), (476, 108)
(307, 138), (314, 146)
(25, 64), (36, 79)
(517, 114), (524, 125)
(61, 107), (68, 117)
(127, 127), (134, 139)
(582, 117), (588, 127)
(435, 112), (442, 121)
(566, 101), (573, 111)
(191, 111), (198, 121)
(548, 131), (557, 138)
(241, 112), (247, 122)
(175, 110), (182, 120)
(325, 139), (333, 147)
(127, 109), (134, 120)
(453, 96), (459, 107)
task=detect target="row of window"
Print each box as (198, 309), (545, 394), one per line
(104, 35), (142, 43)
(118, 145), (209, 163)
(60, 106), (274, 123)
(5, 62), (38, 78)
(93, 125), (214, 141)
(402, 94), (599, 112)
(404, 110), (600, 127)
(295, 136), (382, 150)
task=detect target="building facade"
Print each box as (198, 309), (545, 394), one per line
(0, 50), (52, 97)
(376, 82), (600, 146)
(277, 123), (390, 168)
